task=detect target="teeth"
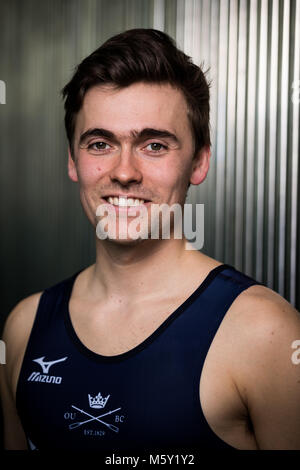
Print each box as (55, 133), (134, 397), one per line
(107, 196), (145, 206)
(118, 197), (127, 206)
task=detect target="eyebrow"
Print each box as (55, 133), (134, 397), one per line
(79, 127), (180, 147)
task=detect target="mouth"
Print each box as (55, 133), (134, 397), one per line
(100, 196), (152, 216)
(101, 196), (151, 208)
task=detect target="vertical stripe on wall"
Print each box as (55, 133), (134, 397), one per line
(290, 0), (300, 306)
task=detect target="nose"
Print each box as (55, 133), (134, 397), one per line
(110, 146), (143, 186)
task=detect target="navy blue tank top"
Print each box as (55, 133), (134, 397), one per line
(16, 264), (260, 451)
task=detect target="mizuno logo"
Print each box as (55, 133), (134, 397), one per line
(27, 372), (62, 384)
(27, 355), (68, 385)
(32, 356), (67, 374)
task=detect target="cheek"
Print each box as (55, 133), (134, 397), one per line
(156, 159), (190, 189)
(77, 160), (103, 186)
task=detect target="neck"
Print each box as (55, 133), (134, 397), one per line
(87, 236), (201, 302)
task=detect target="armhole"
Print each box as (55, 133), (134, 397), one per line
(15, 291), (44, 410)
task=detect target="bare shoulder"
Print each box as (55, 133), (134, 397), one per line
(229, 283), (300, 336)
(227, 283), (300, 449)
(3, 292), (43, 348)
(227, 282), (300, 369)
(2, 292), (43, 389)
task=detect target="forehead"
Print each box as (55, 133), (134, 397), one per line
(76, 82), (191, 138)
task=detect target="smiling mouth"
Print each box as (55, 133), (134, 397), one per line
(103, 196), (149, 207)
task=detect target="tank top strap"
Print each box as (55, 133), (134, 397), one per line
(218, 264), (261, 288)
(196, 264), (262, 350)
(31, 271), (81, 335)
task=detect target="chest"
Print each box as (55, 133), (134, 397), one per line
(68, 295), (187, 356)
(68, 295), (258, 450)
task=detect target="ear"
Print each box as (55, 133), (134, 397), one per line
(189, 146), (211, 185)
(68, 148), (78, 182)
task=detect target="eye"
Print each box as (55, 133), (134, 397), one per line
(145, 142), (167, 153)
(87, 141), (111, 152)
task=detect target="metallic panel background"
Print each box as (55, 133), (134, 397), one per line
(176, 0), (300, 308)
(0, 0), (299, 332)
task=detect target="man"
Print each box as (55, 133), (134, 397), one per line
(1, 28), (300, 451)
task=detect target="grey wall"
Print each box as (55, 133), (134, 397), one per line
(176, 0), (300, 307)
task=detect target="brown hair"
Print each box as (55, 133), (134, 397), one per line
(62, 28), (211, 157)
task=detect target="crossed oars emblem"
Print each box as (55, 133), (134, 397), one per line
(69, 405), (121, 433)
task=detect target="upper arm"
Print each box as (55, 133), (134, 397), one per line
(0, 363), (28, 449)
(230, 286), (300, 450)
(0, 292), (42, 450)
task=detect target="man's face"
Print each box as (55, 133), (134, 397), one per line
(68, 82), (209, 243)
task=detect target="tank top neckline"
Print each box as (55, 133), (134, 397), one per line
(63, 263), (232, 363)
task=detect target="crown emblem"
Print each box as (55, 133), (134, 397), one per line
(88, 392), (110, 409)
